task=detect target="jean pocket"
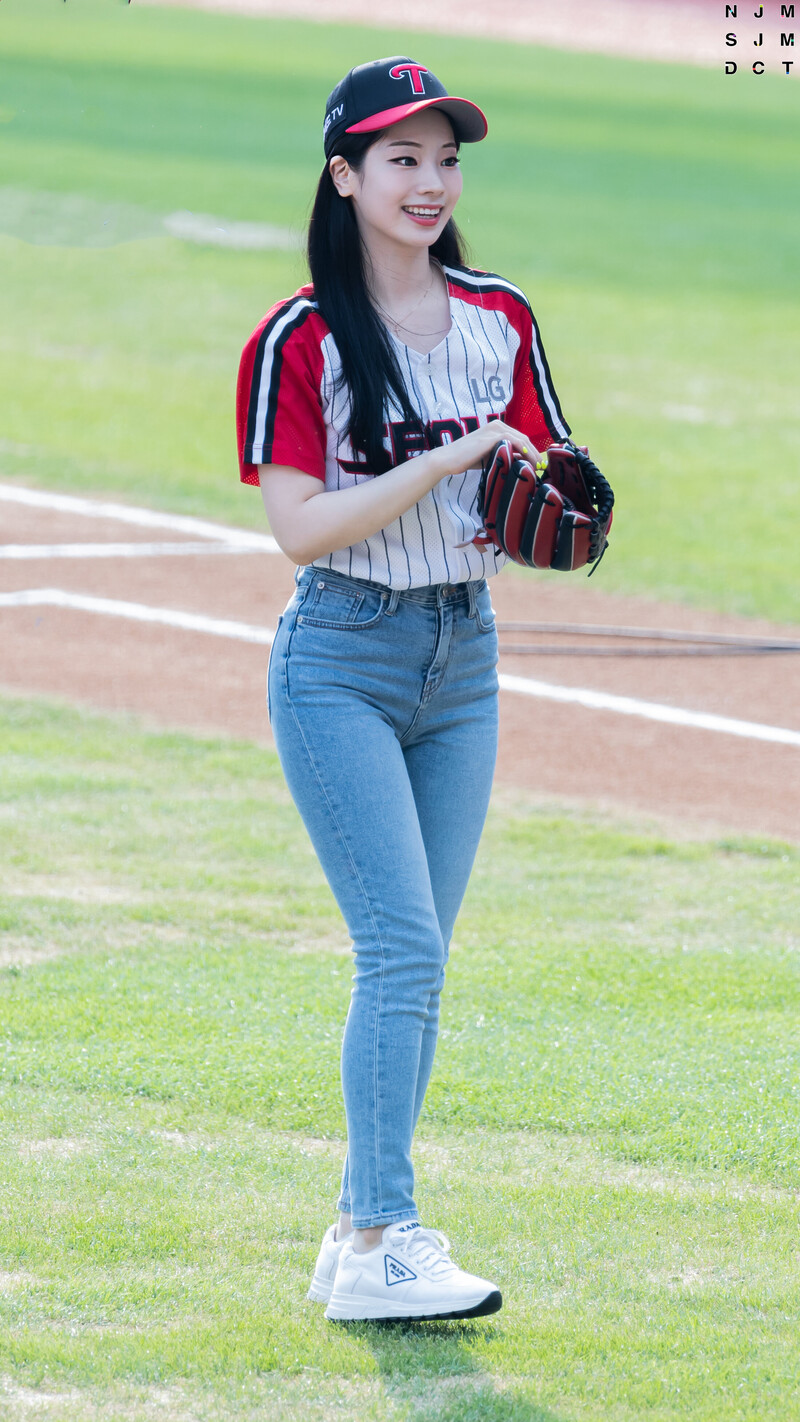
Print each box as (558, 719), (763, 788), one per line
(473, 587), (497, 633)
(297, 577), (387, 630)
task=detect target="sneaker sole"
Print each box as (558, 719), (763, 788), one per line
(307, 1274), (334, 1304)
(324, 1288), (502, 1323)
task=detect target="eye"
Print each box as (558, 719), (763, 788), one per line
(442, 156), (460, 167)
(391, 156), (418, 166)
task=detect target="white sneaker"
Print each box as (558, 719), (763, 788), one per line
(307, 1224), (350, 1304)
(324, 1220), (502, 1322)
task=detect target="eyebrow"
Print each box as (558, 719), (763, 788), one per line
(386, 139), (458, 150)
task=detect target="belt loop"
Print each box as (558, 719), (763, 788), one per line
(466, 580), (478, 619)
(387, 589), (401, 615)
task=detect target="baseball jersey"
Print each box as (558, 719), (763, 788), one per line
(237, 263), (571, 588)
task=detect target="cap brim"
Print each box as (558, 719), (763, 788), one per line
(346, 96), (488, 143)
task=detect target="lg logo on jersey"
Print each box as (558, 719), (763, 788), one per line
(389, 63), (429, 93)
(471, 375), (506, 405)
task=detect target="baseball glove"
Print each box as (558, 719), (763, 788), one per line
(474, 438), (614, 573)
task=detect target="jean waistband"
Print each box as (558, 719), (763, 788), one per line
(299, 566), (487, 612)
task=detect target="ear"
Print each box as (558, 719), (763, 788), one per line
(329, 155), (358, 199)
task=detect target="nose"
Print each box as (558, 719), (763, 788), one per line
(416, 160), (445, 197)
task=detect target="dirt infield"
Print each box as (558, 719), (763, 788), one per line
(2, 488), (798, 842)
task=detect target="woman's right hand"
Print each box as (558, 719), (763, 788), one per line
(433, 420), (542, 481)
(259, 423), (543, 565)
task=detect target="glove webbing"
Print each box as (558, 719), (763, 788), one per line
(552, 440), (615, 570)
(477, 439), (614, 573)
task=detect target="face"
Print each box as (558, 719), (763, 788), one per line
(330, 108), (462, 255)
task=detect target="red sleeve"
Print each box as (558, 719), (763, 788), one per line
(503, 295), (571, 449)
(236, 290), (328, 486)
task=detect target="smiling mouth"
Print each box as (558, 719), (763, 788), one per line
(402, 206), (443, 220)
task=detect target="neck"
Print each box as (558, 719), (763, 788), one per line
(362, 238), (436, 312)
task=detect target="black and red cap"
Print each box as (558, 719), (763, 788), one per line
(323, 56), (488, 159)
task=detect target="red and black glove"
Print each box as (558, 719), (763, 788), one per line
(475, 438), (614, 573)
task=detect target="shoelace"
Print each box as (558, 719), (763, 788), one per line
(391, 1228), (457, 1280)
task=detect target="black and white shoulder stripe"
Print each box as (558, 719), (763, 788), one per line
(245, 294), (319, 464)
(443, 264), (529, 306)
(444, 265), (570, 440)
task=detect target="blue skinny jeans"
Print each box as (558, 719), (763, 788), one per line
(267, 566), (499, 1228)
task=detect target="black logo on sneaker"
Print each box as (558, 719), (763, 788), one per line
(395, 1221), (420, 1234)
(385, 1255), (417, 1286)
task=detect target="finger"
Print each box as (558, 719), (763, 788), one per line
(497, 425), (541, 459)
(514, 437), (542, 461)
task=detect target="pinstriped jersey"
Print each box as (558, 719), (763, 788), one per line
(237, 263), (571, 587)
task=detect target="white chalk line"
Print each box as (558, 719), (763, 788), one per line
(2, 587), (799, 749)
(163, 209), (299, 251)
(0, 542), (266, 560)
(497, 673), (799, 748)
(0, 588), (275, 645)
(0, 188), (299, 252)
(0, 483), (279, 552)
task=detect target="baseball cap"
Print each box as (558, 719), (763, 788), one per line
(323, 56), (488, 159)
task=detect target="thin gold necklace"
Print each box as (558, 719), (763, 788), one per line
(371, 266), (450, 338)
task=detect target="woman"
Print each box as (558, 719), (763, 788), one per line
(236, 55), (572, 1322)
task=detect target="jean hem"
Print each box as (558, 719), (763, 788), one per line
(347, 1211), (420, 1230)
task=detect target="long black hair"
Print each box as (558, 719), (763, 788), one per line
(307, 129), (466, 475)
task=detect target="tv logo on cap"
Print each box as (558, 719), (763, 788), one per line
(323, 104), (344, 137)
(389, 63), (429, 94)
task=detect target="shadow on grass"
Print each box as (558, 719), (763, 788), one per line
(335, 1319), (566, 1421)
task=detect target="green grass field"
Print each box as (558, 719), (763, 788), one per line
(1, 0), (799, 619)
(2, 697), (799, 1421)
